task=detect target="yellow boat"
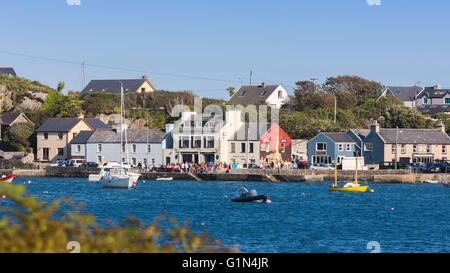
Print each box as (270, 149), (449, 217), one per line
(328, 158), (368, 192)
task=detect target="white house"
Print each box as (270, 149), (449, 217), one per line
(228, 82), (289, 109)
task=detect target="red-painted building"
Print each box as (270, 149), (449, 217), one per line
(259, 123), (292, 167)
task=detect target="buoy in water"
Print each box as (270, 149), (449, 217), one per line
(224, 195), (228, 199)
(132, 184), (136, 187)
(390, 207), (394, 211)
(1, 195), (6, 199)
(27, 181), (31, 184)
(370, 189), (374, 193)
(201, 223), (205, 226)
(42, 191), (48, 194)
(266, 199), (271, 204)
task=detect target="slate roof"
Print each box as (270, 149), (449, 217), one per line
(0, 112), (31, 125)
(36, 118), (109, 132)
(86, 129), (166, 143)
(0, 67), (16, 76)
(348, 129), (370, 141)
(228, 84), (280, 105)
(417, 104), (450, 115)
(384, 86), (424, 102)
(377, 128), (450, 144)
(322, 132), (356, 143)
(70, 131), (94, 144)
(81, 79), (152, 95)
(417, 87), (450, 99)
(229, 122), (271, 141)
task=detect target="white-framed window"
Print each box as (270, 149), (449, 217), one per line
(241, 143), (246, 153)
(443, 145), (447, 154)
(413, 145), (417, 153)
(132, 144), (136, 153)
(392, 144), (396, 154)
(426, 144), (431, 153)
(338, 144), (343, 151)
(151, 158), (155, 164)
(58, 132), (63, 140)
(423, 97), (428, 104)
(281, 143), (286, 153)
(231, 143), (236, 153)
(147, 144), (151, 153)
(132, 158), (137, 166)
(266, 143), (270, 153)
(401, 144), (406, 154)
(316, 142), (327, 151)
(97, 156), (102, 163)
(346, 144), (351, 152)
(97, 144), (102, 152)
(76, 145), (81, 153)
(364, 143), (373, 152)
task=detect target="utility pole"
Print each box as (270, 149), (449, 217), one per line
(81, 62), (85, 91)
(250, 70), (253, 86)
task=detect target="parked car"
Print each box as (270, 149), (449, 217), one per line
(48, 160), (62, 167)
(59, 160), (73, 167)
(70, 159), (85, 167)
(242, 163), (260, 169)
(309, 163), (334, 170)
(425, 163), (441, 173)
(82, 162), (99, 168)
(410, 163), (427, 173)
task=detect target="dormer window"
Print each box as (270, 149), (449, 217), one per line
(445, 98), (450, 104)
(260, 91), (267, 96)
(240, 91), (247, 97)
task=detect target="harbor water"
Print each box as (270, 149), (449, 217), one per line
(4, 177), (449, 253)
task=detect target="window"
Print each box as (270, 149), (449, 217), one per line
(44, 133), (48, 139)
(240, 91), (247, 97)
(426, 145), (431, 153)
(265, 143), (270, 152)
(260, 91), (267, 96)
(76, 145), (81, 153)
(97, 144), (102, 152)
(147, 144), (151, 153)
(443, 145), (447, 154)
(141, 87), (145, 92)
(338, 144), (343, 151)
(43, 148), (49, 160)
(58, 132), (63, 140)
(392, 144), (396, 154)
(278, 90), (282, 99)
(364, 143), (373, 152)
(143, 158), (148, 165)
(231, 143), (236, 153)
(413, 145), (417, 153)
(316, 142), (327, 151)
(73, 133), (77, 139)
(121, 157), (125, 163)
(346, 144), (351, 152)
(446, 98), (450, 104)
(193, 137), (201, 148)
(401, 144), (406, 154)
(97, 156), (102, 163)
(132, 144), (136, 153)
(423, 97), (428, 104)
(241, 143), (246, 153)
(182, 136), (189, 148)
(206, 136), (214, 148)
(249, 143), (254, 153)
(132, 158), (137, 166)
(122, 144), (126, 153)
(151, 158), (155, 164)
(57, 148), (64, 156)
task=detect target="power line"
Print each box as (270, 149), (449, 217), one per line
(0, 49), (243, 84)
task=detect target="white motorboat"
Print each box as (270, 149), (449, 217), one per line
(156, 176), (173, 181)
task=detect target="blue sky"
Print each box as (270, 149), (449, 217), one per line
(1, 0), (449, 99)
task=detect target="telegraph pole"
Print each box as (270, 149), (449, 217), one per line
(250, 70), (253, 86)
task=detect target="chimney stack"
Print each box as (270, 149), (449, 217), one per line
(78, 112), (85, 119)
(435, 121), (445, 133)
(143, 74), (149, 80)
(370, 120), (380, 133)
(261, 82), (266, 88)
(434, 83), (441, 90)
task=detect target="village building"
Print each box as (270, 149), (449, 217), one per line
(227, 122), (268, 166)
(307, 132), (359, 165)
(291, 139), (308, 162)
(36, 117), (109, 162)
(81, 75), (156, 95)
(362, 121), (450, 165)
(378, 85), (424, 108)
(0, 112), (34, 140)
(228, 82), (289, 109)
(70, 126), (165, 166)
(259, 123), (292, 167)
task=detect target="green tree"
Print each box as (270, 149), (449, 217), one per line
(227, 86), (236, 97)
(4, 122), (35, 151)
(57, 81), (65, 92)
(379, 105), (434, 129)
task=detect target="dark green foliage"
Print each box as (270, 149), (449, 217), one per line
(4, 122), (35, 151)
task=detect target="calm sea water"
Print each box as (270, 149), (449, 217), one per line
(5, 177), (450, 253)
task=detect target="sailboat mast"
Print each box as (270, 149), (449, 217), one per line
(354, 157), (358, 184)
(334, 164), (337, 187)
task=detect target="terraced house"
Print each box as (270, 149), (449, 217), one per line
(36, 116), (109, 162)
(307, 132), (359, 165)
(362, 121), (450, 165)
